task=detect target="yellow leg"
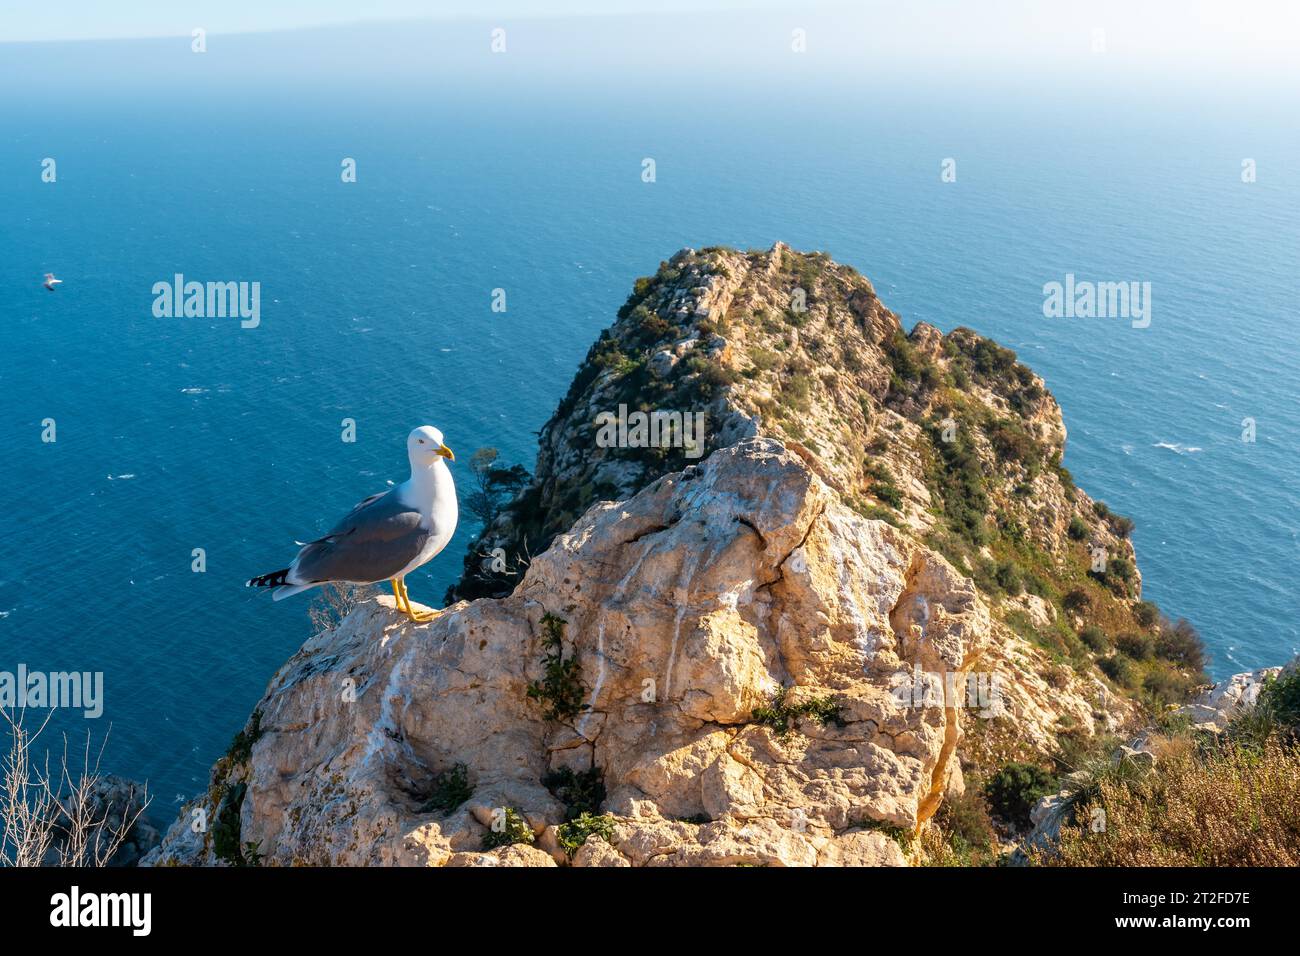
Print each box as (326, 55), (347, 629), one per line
(390, 579), (411, 615)
(397, 578), (437, 623)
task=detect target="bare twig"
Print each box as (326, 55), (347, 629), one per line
(0, 708), (149, 867)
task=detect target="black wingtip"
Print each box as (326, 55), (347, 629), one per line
(247, 568), (291, 589)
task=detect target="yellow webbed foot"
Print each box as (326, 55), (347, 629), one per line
(396, 578), (439, 623)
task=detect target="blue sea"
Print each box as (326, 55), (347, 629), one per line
(2, 19), (1299, 807)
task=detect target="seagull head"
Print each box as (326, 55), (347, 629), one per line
(408, 425), (454, 468)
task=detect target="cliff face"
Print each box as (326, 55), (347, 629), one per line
(150, 245), (1180, 867)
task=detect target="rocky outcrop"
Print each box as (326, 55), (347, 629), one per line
(149, 245), (1177, 867)
(148, 435), (1131, 867)
(451, 243), (1138, 606)
(1178, 665), (1284, 731)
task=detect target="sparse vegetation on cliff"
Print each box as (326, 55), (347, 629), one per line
(984, 762), (1057, 829)
(526, 613), (590, 722)
(481, 809), (534, 851)
(149, 244), (1241, 870)
(1043, 734), (1300, 866)
(556, 813), (617, 858)
(751, 687), (842, 738)
(421, 764), (472, 815)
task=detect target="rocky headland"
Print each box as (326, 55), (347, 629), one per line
(144, 244), (1295, 867)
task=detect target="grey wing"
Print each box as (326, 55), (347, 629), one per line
(291, 490), (430, 585)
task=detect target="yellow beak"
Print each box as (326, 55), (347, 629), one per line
(437, 444), (455, 462)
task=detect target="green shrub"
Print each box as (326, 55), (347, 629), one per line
(883, 329), (921, 386)
(1022, 570), (1052, 599)
(934, 789), (998, 862)
(421, 763), (472, 814)
(924, 410), (991, 545)
(1133, 601), (1160, 628)
(1003, 610), (1090, 671)
(987, 419), (1038, 465)
(778, 372), (814, 413)
(1053, 457), (1077, 496)
(544, 766), (606, 820)
(1154, 617), (1206, 672)
(1079, 626), (1109, 653)
(1255, 665), (1300, 739)
(752, 687), (841, 738)
(481, 808), (535, 850)
(212, 782), (251, 866)
(1109, 514), (1135, 538)
(850, 499), (902, 527)
(875, 484), (904, 509)
(748, 346), (781, 373)
(526, 613), (590, 722)
(1142, 664), (1197, 709)
(225, 710), (263, 766)
(1115, 632), (1154, 661)
(994, 560), (1023, 595)
(1067, 517), (1088, 541)
(870, 467), (905, 508)
(629, 305), (672, 345)
(686, 360), (741, 402)
(1092, 557), (1136, 596)
(984, 762), (1057, 829)
(1062, 588), (1091, 613)
(860, 818), (914, 850)
(1099, 654), (1138, 688)
(969, 558), (1001, 596)
(556, 812), (617, 858)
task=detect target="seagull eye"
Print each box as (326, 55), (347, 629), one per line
(417, 439), (425, 444)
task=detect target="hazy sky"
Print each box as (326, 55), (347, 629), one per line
(4, 0), (1297, 69)
(3, 1), (1297, 91)
(6, 0), (770, 41)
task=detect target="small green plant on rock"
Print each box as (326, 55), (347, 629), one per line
(526, 613), (590, 722)
(225, 710), (263, 767)
(481, 808), (535, 850)
(751, 686), (841, 738)
(421, 763), (472, 814)
(212, 782), (255, 866)
(859, 818), (914, 851)
(544, 766), (606, 819)
(556, 812), (617, 858)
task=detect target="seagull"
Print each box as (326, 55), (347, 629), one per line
(247, 425), (458, 622)
(43, 273), (62, 291)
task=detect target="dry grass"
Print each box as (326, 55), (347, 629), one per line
(307, 583), (375, 633)
(916, 786), (1004, 866)
(1042, 735), (1300, 866)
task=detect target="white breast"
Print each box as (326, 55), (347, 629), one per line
(396, 459), (458, 579)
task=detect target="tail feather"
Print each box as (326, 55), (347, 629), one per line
(272, 583), (315, 601)
(247, 567), (291, 589)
